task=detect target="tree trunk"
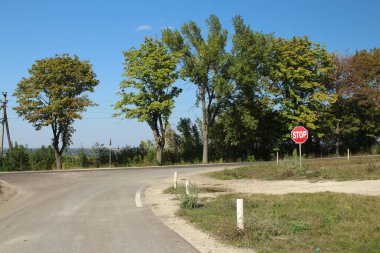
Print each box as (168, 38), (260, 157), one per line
(201, 85), (208, 164)
(54, 150), (62, 170)
(156, 146), (163, 165)
(152, 125), (165, 166)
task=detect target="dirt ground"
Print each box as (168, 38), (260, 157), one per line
(144, 171), (380, 253)
(0, 180), (17, 207)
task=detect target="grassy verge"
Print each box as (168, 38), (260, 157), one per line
(178, 193), (380, 253)
(207, 157), (380, 181)
(163, 186), (227, 194)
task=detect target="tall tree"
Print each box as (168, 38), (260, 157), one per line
(218, 16), (285, 159)
(163, 15), (231, 164)
(14, 54), (99, 170)
(268, 36), (336, 153)
(114, 37), (181, 165)
(331, 48), (380, 154)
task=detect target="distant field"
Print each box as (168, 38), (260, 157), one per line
(207, 156), (380, 181)
(178, 193), (380, 253)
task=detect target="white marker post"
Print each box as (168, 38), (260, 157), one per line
(276, 152), (279, 166)
(185, 180), (190, 195)
(173, 172), (178, 189)
(347, 149), (350, 162)
(236, 199), (244, 230)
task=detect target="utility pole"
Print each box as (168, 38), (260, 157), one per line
(0, 92), (12, 155)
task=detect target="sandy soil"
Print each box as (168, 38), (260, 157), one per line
(0, 180), (17, 207)
(144, 171), (380, 253)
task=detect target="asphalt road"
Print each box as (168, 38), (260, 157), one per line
(0, 164), (244, 253)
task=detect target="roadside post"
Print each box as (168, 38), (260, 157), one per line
(276, 151), (279, 166)
(174, 172), (178, 189)
(291, 126), (308, 169)
(347, 149), (350, 162)
(237, 199), (244, 230)
(185, 180), (190, 195)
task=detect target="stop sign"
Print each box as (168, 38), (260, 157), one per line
(291, 126), (308, 144)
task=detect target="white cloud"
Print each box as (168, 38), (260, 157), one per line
(136, 25), (152, 31)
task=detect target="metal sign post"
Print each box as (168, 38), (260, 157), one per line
(291, 126), (308, 169)
(299, 143), (302, 168)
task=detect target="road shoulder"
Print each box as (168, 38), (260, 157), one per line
(0, 180), (17, 207)
(144, 171), (380, 253)
(144, 174), (253, 253)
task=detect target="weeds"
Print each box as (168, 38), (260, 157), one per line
(178, 193), (380, 252)
(207, 157), (380, 181)
(178, 183), (200, 208)
(163, 183), (201, 209)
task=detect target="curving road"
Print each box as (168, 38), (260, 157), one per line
(0, 164), (243, 253)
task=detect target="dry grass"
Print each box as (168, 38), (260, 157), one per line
(178, 193), (380, 253)
(207, 156), (380, 181)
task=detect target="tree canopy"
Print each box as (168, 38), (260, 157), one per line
(163, 15), (232, 163)
(114, 37), (182, 165)
(14, 54), (99, 170)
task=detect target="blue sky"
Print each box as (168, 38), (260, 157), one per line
(0, 0), (379, 148)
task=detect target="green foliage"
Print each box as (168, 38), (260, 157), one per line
(29, 145), (55, 170)
(163, 15), (232, 163)
(331, 48), (380, 154)
(176, 118), (202, 162)
(1, 144), (30, 171)
(372, 143), (380, 155)
(138, 140), (157, 165)
(78, 148), (89, 168)
(268, 36), (336, 135)
(114, 37), (181, 165)
(177, 182), (200, 209)
(220, 16), (282, 159)
(91, 142), (108, 167)
(290, 222), (312, 233)
(7, 15), (380, 165)
(13, 54), (99, 170)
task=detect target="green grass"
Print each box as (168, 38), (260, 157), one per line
(207, 157), (380, 181)
(178, 193), (380, 253)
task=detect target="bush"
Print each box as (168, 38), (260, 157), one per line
(177, 182), (200, 209)
(114, 145), (145, 166)
(1, 144), (30, 171)
(371, 143), (380, 155)
(29, 146), (55, 170)
(139, 140), (156, 165)
(91, 142), (108, 167)
(78, 148), (89, 168)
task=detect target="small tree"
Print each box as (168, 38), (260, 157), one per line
(14, 54), (99, 170)
(114, 37), (181, 165)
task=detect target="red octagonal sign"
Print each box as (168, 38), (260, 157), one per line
(291, 126), (308, 144)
